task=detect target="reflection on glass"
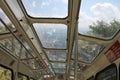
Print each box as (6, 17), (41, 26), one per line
(0, 37), (21, 57)
(5, 0), (24, 19)
(54, 68), (65, 74)
(0, 66), (12, 80)
(33, 23), (67, 49)
(22, 59), (42, 69)
(79, 0), (120, 39)
(0, 36), (36, 59)
(21, 0), (68, 18)
(20, 38), (37, 59)
(51, 63), (66, 68)
(77, 40), (104, 63)
(0, 8), (16, 33)
(45, 51), (66, 61)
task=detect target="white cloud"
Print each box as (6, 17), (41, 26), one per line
(32, 1), (36, 7)
(79, 3), (120, 33)
(61, 0), (68, 4)
(90, 3), (120, 22)
(41, 2), (50, 7)
(79, 12), (95, 33)
(28, 11), (42, 17)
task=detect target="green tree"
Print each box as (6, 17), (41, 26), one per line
(89, 20), (120, 38)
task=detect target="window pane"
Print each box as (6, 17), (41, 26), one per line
(0, 66), (12, 80)
(0, 37), (21, 57)
(45, 51), (66, 61)
(79, 0), (120, 39)
(54, 68), (65, 74)
(0, 8), (16, 34)
(96, 64), (117, 80)
(21, 0), (68, 18)
(0, 36), (36, 59)
(77, 40), (104, 63)
(51, 63), (66, 68)
(33, 23), (67, 49)
(22, 59), (43, 69)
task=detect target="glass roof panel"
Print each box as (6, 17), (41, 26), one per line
(0, 37), (21, 57)
(33, 23), (67, 49)
(77, 40), (104, 63)
(21, 0), (68, 18)
(78, 0), (120, 39)
(22, 59), (42, 69)
(0, 36), (37, 59)
(0, 8), (16, 34)
(45, 50), (66, 61)
(54, 68), (66, 74)
(51, 63), (66, 68)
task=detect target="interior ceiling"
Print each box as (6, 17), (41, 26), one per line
(0, 0), (120, 79)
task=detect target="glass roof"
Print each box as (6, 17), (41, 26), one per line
(51, 63), (66, 68)
(77, 40), (104, 63)
(54, 68), (66, 74)
(22, 58), (42, 70)
(78, 0), (120, 39)
(33, 23), (67, 49)
(0, 36), (37, 60)
(0, 37), (21, 57)
(21, 0), (68, 18)
(45, 50), (66, 61)
(0, 8), (16, 34)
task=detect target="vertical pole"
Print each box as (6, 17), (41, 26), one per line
(74, 22), (78, 80)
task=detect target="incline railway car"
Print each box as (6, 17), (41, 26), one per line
(0, 0), (120, 80)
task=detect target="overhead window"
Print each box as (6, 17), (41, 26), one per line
(22, 58), (43, 70)
(33, 23), (67, 49)
(54, 68), (66, 74)
(78, 0), (120, 39)
(77, 40), (104, 63)
(21, 0), (68, 18)
(45, 50), (66, 61)
(51, 63), (66, 69)
(0, 8), (16, 34)
(0, 35), (36, 60)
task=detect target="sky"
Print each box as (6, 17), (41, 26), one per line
(21, 0), (120, 34)
(1, 0), (120, 36)
(79, 0), (120, 33)
(22, 0), (68, 17)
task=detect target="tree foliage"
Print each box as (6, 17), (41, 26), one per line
(89, 20), (120, 38)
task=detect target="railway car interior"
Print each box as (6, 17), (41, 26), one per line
(0, 0), (120, 80)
